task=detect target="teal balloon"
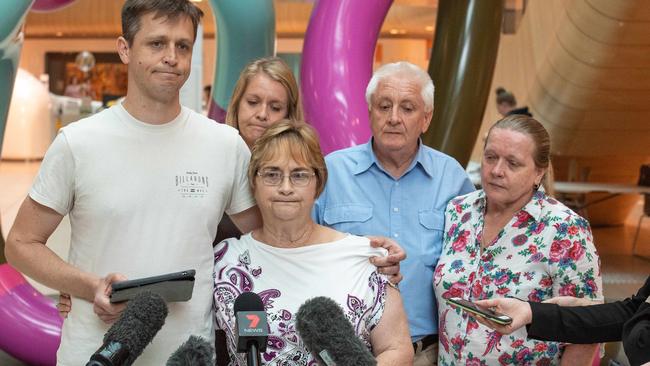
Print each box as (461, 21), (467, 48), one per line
(277, 53), (301, 85)
(207, 0), (275, 122)
(0, 0), (34, 158)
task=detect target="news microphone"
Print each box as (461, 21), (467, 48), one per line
(86, 291), (168, 366)
(166, 335), (214, 366)
(234, 292), (269, 366)
(295, 296), (376, 366)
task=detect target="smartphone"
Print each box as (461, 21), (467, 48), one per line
(110, 269), (196, 303)
(445, 297), (513, 325)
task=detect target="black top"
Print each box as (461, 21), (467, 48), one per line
(506, 106), (533, 117)
(213, 214), (243, 246)
(527, 275), (650, 365)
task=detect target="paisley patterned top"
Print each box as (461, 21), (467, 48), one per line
(434, 190), (603, 366)
(214, 233), (388, 365)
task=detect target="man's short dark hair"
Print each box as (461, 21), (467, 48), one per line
(121, 0), (204, 45)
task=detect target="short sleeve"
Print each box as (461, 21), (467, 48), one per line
(225, 136), (256, 215)
(29, 132), (75, 215)
(549, 214), (603, 301)
(367, 272), (389, 331)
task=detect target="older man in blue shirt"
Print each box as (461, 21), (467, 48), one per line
(313, 62), (474, 365)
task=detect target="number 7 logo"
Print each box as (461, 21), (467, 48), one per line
(246, 314), (260, 328)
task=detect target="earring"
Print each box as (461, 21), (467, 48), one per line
(533, 183), (540, 191)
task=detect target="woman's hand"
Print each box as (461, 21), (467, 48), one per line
(93, 273), (129, 324)
(367, 236), (406, 285)
(57, 293), (71, 319)
(473, 298), (533, 335)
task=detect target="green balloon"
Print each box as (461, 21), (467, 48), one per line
(0, 0), (33, 264)
(0, 0), (33, 157)
(208, 0), (275, 121)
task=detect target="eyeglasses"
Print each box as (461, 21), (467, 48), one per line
(256, 169), (316, 187)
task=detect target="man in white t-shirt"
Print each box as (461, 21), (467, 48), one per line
(4, 1), (261, 364)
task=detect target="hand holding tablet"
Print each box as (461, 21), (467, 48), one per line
(110, 269), (196, 303)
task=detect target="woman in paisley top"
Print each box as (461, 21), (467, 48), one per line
(213, 120), (413, 365)
(434, 115), (603, 365)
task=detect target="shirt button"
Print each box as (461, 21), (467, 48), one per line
(395, 182), (399, 186)
(393, 207), (399, 212)
(393, 233), (399, 238)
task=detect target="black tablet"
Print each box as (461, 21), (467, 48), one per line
(110, 269), (196, 303)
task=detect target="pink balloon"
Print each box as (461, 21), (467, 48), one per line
(301, 0), (393, 155)
(32, 0), (76, 12)
(0, 264), (61, 365)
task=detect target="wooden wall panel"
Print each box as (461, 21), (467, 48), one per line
(567, 0), (650, 46)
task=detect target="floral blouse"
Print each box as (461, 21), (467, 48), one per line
(434, 190), (602, 366)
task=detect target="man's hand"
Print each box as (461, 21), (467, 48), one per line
(472, 298), (533, 335)
(367, 236), (406, 285)
(93, 273), (128, 324)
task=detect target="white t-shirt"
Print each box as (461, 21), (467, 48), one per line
(30, 103), (255, 365)
(214, 233), (389, 365)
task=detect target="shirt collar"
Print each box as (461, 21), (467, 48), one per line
(473, 189), (546, 222)
(353, 138), (433, 178)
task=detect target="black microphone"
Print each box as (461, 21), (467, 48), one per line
(166, 335), (214, 366)
(234, 292), (269, 366)
(86, 291), (168, 366)
(295, 296), (376, 366)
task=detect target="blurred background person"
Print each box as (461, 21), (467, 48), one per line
(434, 114), (602, 365)
(63, 75), (90, 98)
(213, 120), (413, 365)
(496, 87), (532, 117)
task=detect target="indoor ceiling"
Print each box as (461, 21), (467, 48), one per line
(23, 0), (439, 39)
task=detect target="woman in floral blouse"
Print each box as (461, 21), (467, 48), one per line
(434, 115), (602, 365)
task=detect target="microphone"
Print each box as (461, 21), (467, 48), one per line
(295, 296), (376, 366)
(166, 335), (214, 366)
(86, 291), (168, 366)
(234, 292), (269, 366)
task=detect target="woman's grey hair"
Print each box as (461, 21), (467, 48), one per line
(365, 61), (434, 112)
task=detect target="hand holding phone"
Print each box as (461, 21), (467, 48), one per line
(110, 269), (196, 303)
(445, 297), (513, 325)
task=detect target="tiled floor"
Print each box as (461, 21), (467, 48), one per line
(1, 160), (648, 365)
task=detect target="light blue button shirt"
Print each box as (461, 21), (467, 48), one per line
(313, 139), (475, 341)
